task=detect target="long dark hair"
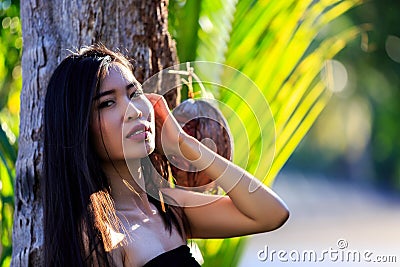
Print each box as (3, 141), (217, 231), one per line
(43, 44), (188, 266)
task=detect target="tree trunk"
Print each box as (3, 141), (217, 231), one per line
(12, 1), (178, 265)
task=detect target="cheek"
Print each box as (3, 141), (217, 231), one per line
(142, 97), (155, 123)
(142, 97), (153, 112)
(98, 115), (122, 146)
(90, 113), (122, 157)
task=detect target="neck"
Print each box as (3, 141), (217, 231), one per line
(102, 159), (153, 214)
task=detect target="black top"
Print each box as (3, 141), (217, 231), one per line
(142, 245), (201, 267)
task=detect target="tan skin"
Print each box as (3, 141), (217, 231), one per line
(91, 63), (289, 266)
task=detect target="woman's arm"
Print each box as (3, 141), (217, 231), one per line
(146, 93), (289, 238)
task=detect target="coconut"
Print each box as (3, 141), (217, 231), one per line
(170, 99), (233, 191)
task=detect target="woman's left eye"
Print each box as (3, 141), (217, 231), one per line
(130, 88), (144, 99)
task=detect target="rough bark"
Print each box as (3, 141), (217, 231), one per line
(12, 1), (178, 265)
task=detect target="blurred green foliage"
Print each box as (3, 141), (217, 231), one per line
(289, 0), (400, 191)
(0, 0), (21, 265)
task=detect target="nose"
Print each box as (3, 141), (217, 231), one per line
(124, 100), (143, 122)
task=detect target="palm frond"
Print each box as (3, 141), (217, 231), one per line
(221, 0), (363, 184)
(0, 123), (15, 265)
(168, 1), (364, 266)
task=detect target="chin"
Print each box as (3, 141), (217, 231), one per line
(123, 137), (155, 157)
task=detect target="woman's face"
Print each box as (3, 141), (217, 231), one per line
(90, 62), (155, 161)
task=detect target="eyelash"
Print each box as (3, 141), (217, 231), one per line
(98, 100), (114, 109)
(130, 88), (143, 99)
(98, 88), (144, 109)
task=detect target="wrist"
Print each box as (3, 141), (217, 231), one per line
(178, 134), (217, 173)
(178, 131), (193, 147)
(177, 133), (201, 161)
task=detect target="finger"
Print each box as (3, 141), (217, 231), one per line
(144, 93), (165, 107)
(144, 93), (158, 104)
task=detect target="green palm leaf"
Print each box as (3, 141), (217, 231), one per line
(169, 1), (364, 266)
(0, 124), (15, 266)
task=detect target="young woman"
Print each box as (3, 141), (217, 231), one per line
(42, 44), (289, 267)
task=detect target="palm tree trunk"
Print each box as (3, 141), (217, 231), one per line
(12, 1), (178, 265)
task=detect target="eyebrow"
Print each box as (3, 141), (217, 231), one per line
(93, 83), (136, 101)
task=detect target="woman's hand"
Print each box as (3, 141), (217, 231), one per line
(145, 95), (289, 239)
(144, 93), (186, 156)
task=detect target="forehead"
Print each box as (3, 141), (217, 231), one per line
(100, 62), (136, 91)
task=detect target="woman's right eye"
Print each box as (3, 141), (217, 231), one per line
(98, 100), (115, 109)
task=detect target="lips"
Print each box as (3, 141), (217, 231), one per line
(125, 123), (152, 141)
